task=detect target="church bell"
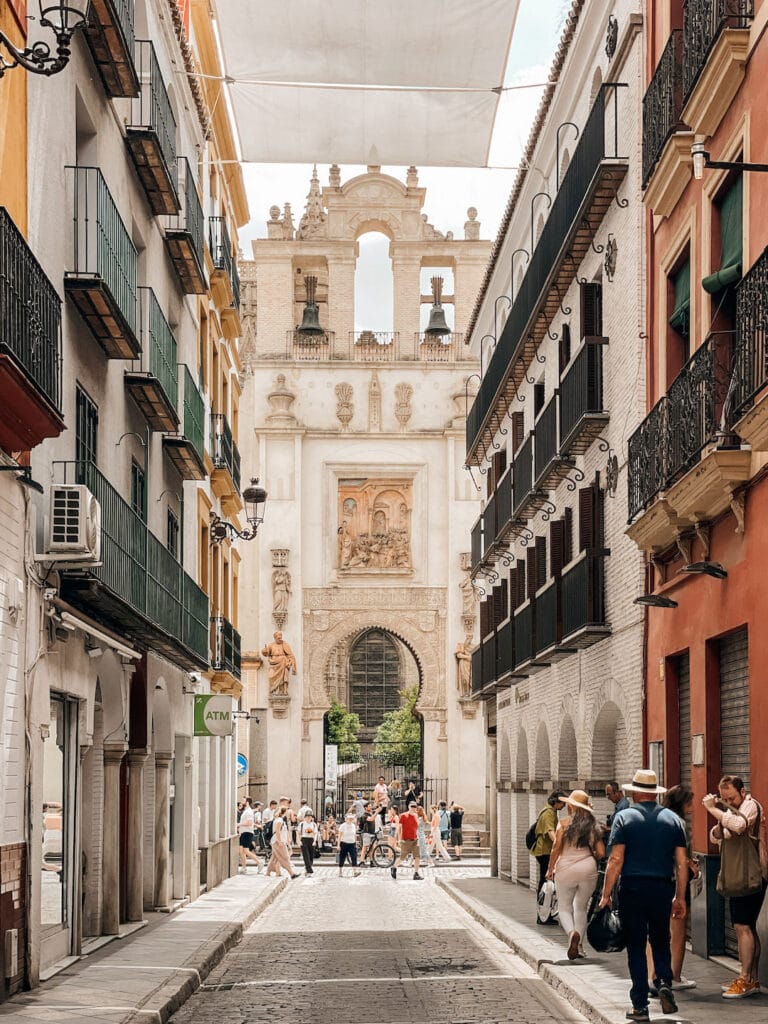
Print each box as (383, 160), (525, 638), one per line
(296, 274), (324, 336)
(424, 275), (451, 337)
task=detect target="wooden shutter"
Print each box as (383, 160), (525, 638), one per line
(579, 484), (596, 552)
(511, 411), (525, 453)
(492, 450), (507, 488)
(559, 323), (571, 374)
(580, 282), (603, 339)
(563, 507), (574, 565)
(550, 519), (565, 577)
(501, 578), (508, 621)
(516, 559), (527, 606)
(480, 598), (490, 637)
(535, 536), (547, 590)
(526, 548), (537, 600)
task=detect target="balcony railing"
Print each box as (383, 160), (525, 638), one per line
(126, 288), (178, 430)
(496, 465), (512, 540)
(497, 618), (514, 680)
(481, 631), (497, 686)
(535, 578), (560, 655)
(65, 166), (139, 358)
(126, 41), (178, 215)
(352, 331), (399, 361)
(643, 30), (686, 187)
(514, 602), (534, 669)
(482, 493), (497, 558)
(164, 158), (206, 294)
(162, 366), (205, 479)
(682, 0), (754, 103)
(182, 367), (205, 465)
(83, 0), (139, 98)
(211, 615), (241, 680)
(561, 553), (607, 642)
(628, 333), (734, 518)
(0, 206), (62, 412)
(211, 412), (241, 492)
(288, 330), (335, 359)
(58, 461), (208, 666)
(230, 257), (241, 312)
(471, 646), (483, 695)
(534, 395), (559, 489)
(729, 247), (768, 422)
(559, 342), (607, 454)
(467, 83), (626, 461)
(470, 515), (483, 573)
(512, 434), (534, 517)
(209, 216), (234, 284)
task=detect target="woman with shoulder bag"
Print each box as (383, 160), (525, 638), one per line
(265, 808), (300, 879)
(547, 790), (605, 959)
(704, 775), (767, 999)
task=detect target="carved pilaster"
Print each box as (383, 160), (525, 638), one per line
(269, 694), (291, 719)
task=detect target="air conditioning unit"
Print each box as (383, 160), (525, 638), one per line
(47, 485), (101, 562)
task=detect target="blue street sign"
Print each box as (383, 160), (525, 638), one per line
(236, 753), (248, 777)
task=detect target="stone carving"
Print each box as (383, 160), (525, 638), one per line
(406, 165), (419, 188)
(421, 214), (444, 239)
(266, 204), (284, 239)
(394, 383), (413, 431)
(694, 522), (711, 560)
(455, 637), (473, 697)
(337, 478), (412, 572)
(335, 382), (354, 431)
(730, 490), (746, 533)
(464, 207), (480, 240)
(266, 374), (298, 426)
(369, 370), (382, 432)
(283, 203), (295, 239)
(459, 552), (472, 572)
(261, 631), (297, 695)
(329, 164), (341, 188)
(271, 548), (289, 568)
(271, 568), (291, 630)
(459, 571), (479, 618)
(297, 165), (328, 239)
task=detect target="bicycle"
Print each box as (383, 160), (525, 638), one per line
(356, 831), (396, 868)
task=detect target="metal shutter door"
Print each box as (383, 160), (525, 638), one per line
(719, 627), (750, 957)
(677, 653), (691, 789)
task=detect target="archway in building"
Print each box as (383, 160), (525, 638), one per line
(591, 701), (627, 781)
(322, 626), (423, 812)
(558, 716), (578, 782)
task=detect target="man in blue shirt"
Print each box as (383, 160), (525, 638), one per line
(606, 781), (630, 828)
(599, 769), (688, 1023)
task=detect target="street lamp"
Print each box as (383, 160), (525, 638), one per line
(0, 1), (91, 78)
(210, 478), (267, 544)
(692, 141), (768, 181)
(633, 594), (678, 609)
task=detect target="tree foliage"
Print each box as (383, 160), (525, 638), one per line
(325, 700), (361, 761)
(374, 685), (421, 768)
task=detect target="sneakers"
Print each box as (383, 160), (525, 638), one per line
(671, 977), (696, 990)
(353, 870), (362, 877)
(722, 978), (761, 998)
(413, 872), (424, 880)
(657, 984), (677, 1015)
(625, 1008), (650, 1022)
(390, 866), (397, 879)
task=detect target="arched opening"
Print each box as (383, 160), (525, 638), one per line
(515, 728), (529, 783)
(420, 265), (455, 333)
(591, 701), (627, 781)
(499, 731), (512, 782)
(589, 66), (603, 106)
(354, 232), (394, 334)
(323, 627), (422, 812)
(514, 728), (530, 879)
(534, 721), (551, 780)
(558, 715), (578, 781)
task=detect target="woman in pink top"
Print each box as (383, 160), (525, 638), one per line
(429, 804), (451, 862)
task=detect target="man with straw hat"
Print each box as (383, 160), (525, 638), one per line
(599, 769), (688, 1023)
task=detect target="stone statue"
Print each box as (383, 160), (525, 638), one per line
(261, 631), (297, 695)
(459, 572), (479, 618)
(455, 637), (473, 697)
(464, 206), (480, 240)
(271, 568), (291, 615)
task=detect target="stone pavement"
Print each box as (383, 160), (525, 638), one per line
(438, 876), (767, 1024)
(0, 873), (287, 1023)
(168, 862), (588, 1024)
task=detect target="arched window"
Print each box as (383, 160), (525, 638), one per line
(354, 232), (394, 333)
(348, 629), (403, 728)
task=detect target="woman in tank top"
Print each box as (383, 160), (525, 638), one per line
(547, 790), (604, 959)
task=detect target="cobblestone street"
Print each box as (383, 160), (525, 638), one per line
(170, 866), (587, 1024)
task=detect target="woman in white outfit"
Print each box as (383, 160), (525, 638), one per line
(429, 804), (451, 863)
(266, 808), (299, 878)
(547, 789), (605, 959)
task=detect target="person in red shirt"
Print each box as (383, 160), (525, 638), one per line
(391, 802), (423, 880)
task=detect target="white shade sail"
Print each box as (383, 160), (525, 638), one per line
(213, 0), (520, 166)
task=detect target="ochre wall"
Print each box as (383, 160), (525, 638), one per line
(0, 0), (27, 230)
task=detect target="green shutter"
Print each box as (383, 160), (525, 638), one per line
(703, 175), (743, 294)
(669, 259), (690, 336)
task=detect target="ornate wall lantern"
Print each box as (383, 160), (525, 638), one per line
(0, 1), (91, 78)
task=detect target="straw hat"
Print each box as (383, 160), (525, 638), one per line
(562, 789), (594, 814)
(624, 768), (666, 795)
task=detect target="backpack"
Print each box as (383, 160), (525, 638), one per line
(525, 817), (539, 852)
(262, 818), (274, 844)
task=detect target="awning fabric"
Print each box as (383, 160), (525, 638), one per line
(213, 0), (519, 166)
(703, 175), (743, 294)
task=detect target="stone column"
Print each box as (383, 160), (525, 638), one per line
(102, 744), (127, 935)
(153, 753), (173, 910)
(488, 735), (498, 877)
(126, 750), (147, 922)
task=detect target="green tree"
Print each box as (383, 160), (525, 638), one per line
(325, 700), (361, 761)
(374, 685), (421, 769)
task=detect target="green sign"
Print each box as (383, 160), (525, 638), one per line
(194, 694), (235, 737)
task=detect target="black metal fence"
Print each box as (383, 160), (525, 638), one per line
(0, 206), (62, 411)
(560, 342), (604, 451)
(482, 491), (497, 558)
(470, 516), (483, 572)
(211, 615), (241, 679)
(211, 411), (241, 491)
(682, 0), (753, 103)
(535, 578), (559, 653)
(534, 395), (558, 487)
(643, 30), (686, 186)
(513, 434), (534, 516)
(562, 553), (606, 637)
(166, 158), (205, 277)
(514, 602), (534, 667)
(209, 215), (234, 282)
(730, 247), (768, 422)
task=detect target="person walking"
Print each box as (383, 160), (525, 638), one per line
(416, 805), (432, 866)
(449, 803), (465, 860)
(266, 808), (300, 879)
(703, 775), (767, 998)
(262, 799), (277, 846)
(337, 812), (362, 878)
(429, 804), (451, 863)
(391, 802), (423, 880)
(546, 790), (604, 959)
(237, 799), (262, 872)
(374, 776), (389, 815)
(386, 806), (400, 851)
(300, 811), (319, 875)
(599, 769), (688, 1022)
(606, 781), (630, 826)
(360, 803), (377, 866)
(530, 792), (566, 892)
(438, 801), (450, 845)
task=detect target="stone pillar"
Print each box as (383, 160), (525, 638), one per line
(392, 255), (421, 352)
(126, 750), (147, 922)
(153, 753), (172, 910)
(102, 744), (127, 935)
(488, 735), (498, 877)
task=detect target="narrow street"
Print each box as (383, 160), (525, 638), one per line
(170, 867), (586, 1024)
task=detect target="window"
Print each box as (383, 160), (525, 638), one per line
(669, 257), (691, 342)
(579, 481), (604, 551)
(131, 461), (146, 520)
(535, 536), (547, 591)
(704, 174), (743, 297)
(167, 508), (179, 559)
(533, 381), (545, 417)
(580, 281), (603, 340)
(511, 411), (525, 453)
(75, 386), (98, 467)
(559, 324), (571, 374)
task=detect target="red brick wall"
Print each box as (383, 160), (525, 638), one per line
(0, 843), (26, 997)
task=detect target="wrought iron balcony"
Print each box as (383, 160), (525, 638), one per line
(471, 619), (516, 698)
(513, 601), (534, 671)
(221, 257), (242, 340)
(512, 434), (534, 518)
(495, 465), (513, 542)
(162, 366), (206, 481)
(0, 207), (64, 452)
(125, 288), (178, 431)
(466, 83), (628, 464)
(682, 0), (753, 103)
(65, 166), (139, 359)
(211, 615), (242, 680)
(58, 461), (209, 669)
(470, 515), (483, 575)
(83, 0), (139, 98)
(211, 412), (241, 495)
(729, 247), (768, 424)
(642, 30), (686, 187)
(288, 329), (336, 359)
(125, 41), (179, 216)
(164, 159), (206, 295)
(471, 645), (483, 696)
(534, 394), (562, 490)
(559, 342), (608, 455)
(627, 397), (668, 521)
(209, 216), (236, 308)
(561, 552), (609, 647)
(481, 630), (497, 689)
(482, 491), (497, 559)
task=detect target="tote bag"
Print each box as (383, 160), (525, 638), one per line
(717, 813), (763, 898)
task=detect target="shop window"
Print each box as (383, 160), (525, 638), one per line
(41, 696), (76, 928)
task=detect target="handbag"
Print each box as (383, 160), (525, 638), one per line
(537, 879), (558, 923)
(586, 902), (626, 953)
(717, 813), (763, 897)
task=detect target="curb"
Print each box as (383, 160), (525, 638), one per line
(129, 877), (288, 1024)
(437, 878), (622, 1024)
